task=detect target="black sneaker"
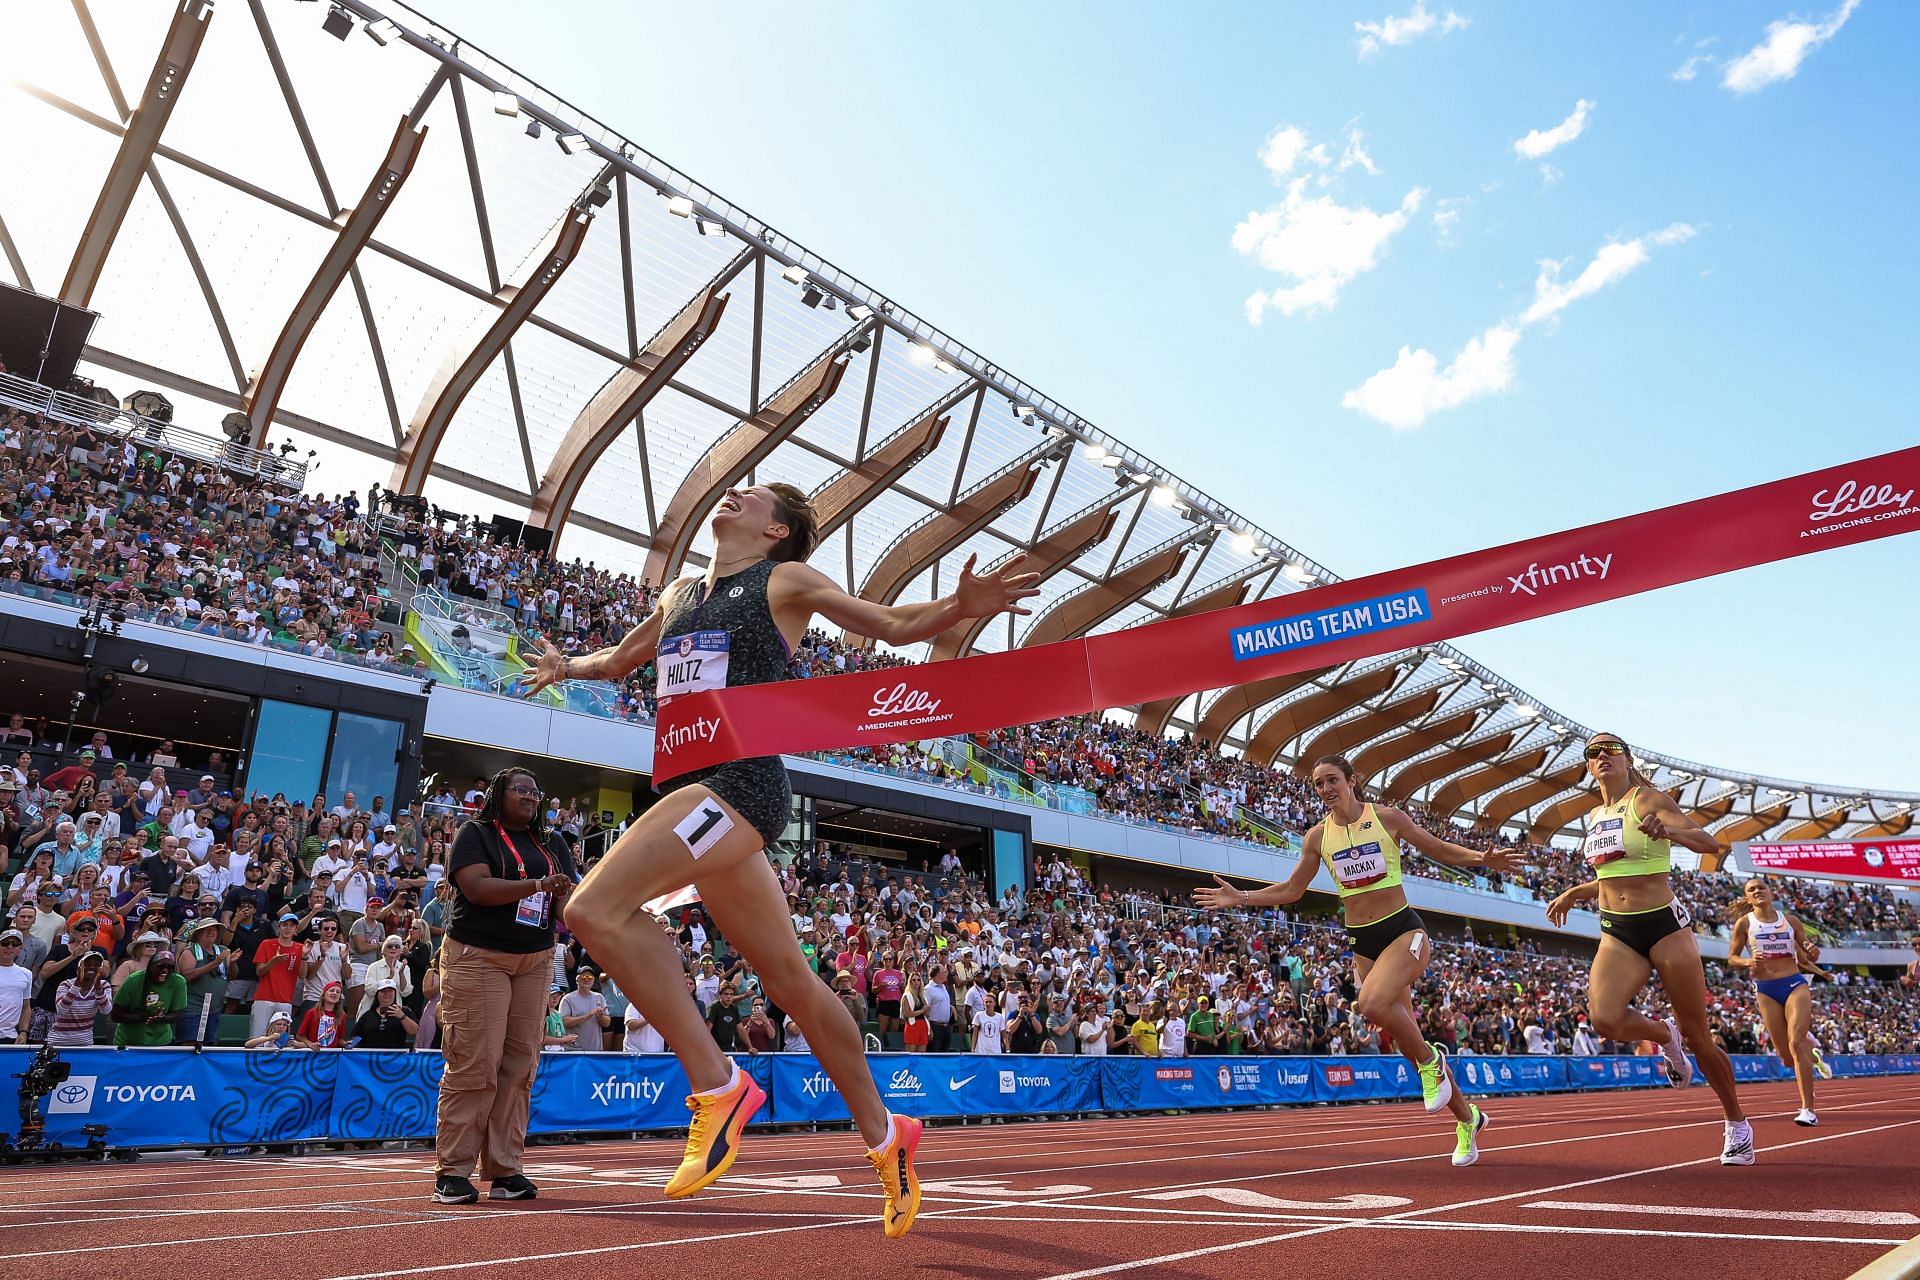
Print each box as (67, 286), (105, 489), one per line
(488, 1174), (538, 1201)
(432, 1174), (479, 1204)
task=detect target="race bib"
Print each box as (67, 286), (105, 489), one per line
(1584, 817), (1626, 866)
(658, 631), (730, 702)
(515, 890), (549, 928)
(1330, 840), (1387, 888)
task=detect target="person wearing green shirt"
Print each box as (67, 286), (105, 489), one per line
(1187, 998), (1223, 1054)
(110, 948), (187, 1046)
(799, 936), (818, 972)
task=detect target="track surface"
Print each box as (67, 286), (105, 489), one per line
(3, 1076), (1915, 1279)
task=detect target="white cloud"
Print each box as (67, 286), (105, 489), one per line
(1519, 223), (1694, 325)
(1671, 53), (1712, 81)
(1344, 223), (1697, 427)
(1235, 182), (1426, 322)
(1538, 163), (1563, 187)
(1432, 196), (1469, 246)
(1721, 0), (1859, 94)
(1341, 324), (1520, 430)
(1356, 0), (1470, 59)
(1513, 99), (1594, 161)
(1338, 127), (1382, 176)
(1259, 126), (1316, 179)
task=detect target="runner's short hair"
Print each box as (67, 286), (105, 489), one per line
(766, 482), (819, 563)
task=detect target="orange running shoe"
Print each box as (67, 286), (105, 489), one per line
(664, 1067), (765, 1199)
(866, 1113), (923, 1238)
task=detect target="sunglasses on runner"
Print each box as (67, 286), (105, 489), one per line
(1583, 742), (1628, 760)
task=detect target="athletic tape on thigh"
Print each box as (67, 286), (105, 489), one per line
(654, 445), (1920, 781)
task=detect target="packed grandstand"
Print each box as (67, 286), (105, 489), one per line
(3, 395), (1917, 1067)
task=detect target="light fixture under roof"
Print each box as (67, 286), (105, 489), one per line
(667, 195), (695, 218)
(781, 263), (809, 286)
(847, 303), (873, 321)
(1083, 443), (1108, 461)
(907, 343), (937, 367)
(322, 4), (353, 40)
(365, 16), (399, 45)
(558, 132), (591, 155)
(1232, 530), (1256, 554)
(694, 217), (728, 237)
(493, 90), (520, 117)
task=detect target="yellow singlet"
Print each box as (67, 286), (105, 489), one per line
(1317, 803), (1405, 899)
(1580, 785), (1673, 879)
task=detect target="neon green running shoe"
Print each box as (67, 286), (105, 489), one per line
(1418, 1046), (1454, 1115)
(1808, 1039), (1832, 1081)
(1452, 1104), (1489, 1167)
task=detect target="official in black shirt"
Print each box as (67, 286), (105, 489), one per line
(431, 767), (576, 1208)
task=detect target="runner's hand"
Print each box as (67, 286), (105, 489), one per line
(1545, 890), (1579, 928)
(516, 637), (569, 697)
(1637, 811), (1672, 842)
(1481, 846), (1525, 875)
(954, 552), (1043, 619)
(1193, 875), (1242, 911)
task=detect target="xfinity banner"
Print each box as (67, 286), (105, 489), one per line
(653, 446), (1920, 781)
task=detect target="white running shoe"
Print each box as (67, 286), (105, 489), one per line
(1720, 1120), (1756, 1166)
(1659, 1017), (1693, 1086)
(1793, 1109), (1818, 1127)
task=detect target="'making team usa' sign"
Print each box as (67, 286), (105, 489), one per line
(1228, 589), (1430, 661)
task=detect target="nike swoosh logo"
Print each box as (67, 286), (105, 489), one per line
(948, 1075), (976, 1089)
(705, 1091), (749, 1173)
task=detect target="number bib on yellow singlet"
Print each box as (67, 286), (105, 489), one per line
(658, 631), (730, 703)
(1331, 840), (1388, 889)
(1584, 817), (1626, 867)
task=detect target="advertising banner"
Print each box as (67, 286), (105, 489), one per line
(654, 446), (1920, 782)
(5, 1046), (337, 1148)
(771, 1052), (1099, 1123)
(1741, 839), (1920, 884)
(6, 1050), (1918, 1149)
(1097, 1055), (1314, 1111)
(1452, 1055), (1568, 1095)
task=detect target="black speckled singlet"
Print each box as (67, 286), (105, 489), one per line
(653, 558), (795, 843)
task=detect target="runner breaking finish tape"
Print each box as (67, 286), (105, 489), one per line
(516, 481), (1039, 1237)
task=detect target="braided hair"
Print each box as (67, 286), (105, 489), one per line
(473, 767), (548, 842)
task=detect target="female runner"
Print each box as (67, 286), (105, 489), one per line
(1546, 732), (1753, 1164)
(1195, 754), (1522, 1166)
(519, 483), (1036, 1237)
(1726, 878), (1827, 1125)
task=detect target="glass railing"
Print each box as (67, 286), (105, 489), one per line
(0, 579), (426, 678)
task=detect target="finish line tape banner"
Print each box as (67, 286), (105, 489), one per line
(653, 446), (1920, 782)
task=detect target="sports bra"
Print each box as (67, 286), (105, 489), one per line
(1317, 803), (1404, 899)
(1581, 786), (1672, 879)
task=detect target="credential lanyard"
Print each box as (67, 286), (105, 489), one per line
(493, 823), (549, 881)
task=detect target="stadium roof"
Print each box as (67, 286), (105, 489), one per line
(3, 0), (1912, 846)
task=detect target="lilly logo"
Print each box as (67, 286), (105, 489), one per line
(48, 1076), (97, 1115)
(887, 1068), (925, 1096)
(1809, 480), (1915, 524)
(868, 682), (943, 719)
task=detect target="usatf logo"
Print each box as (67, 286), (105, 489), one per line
(1322, 1064), (1354, 1087)
(1217, 1065), (1233, 1092)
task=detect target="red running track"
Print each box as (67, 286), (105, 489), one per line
(1, 1076), (1915, 1280)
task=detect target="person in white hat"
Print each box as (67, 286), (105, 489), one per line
(243, 1008), (311, 1050)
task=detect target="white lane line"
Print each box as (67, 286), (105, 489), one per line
(1033, 1112), (1920, 1279)
(1525, 1200), (1920, 1226)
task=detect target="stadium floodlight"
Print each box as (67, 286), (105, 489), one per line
(585, 181), (612, 208)
(1013, 403), (1037, 423)
(781, 263), (810, 286)
(932, 355), (958, 374)
(694, 217), (728, 237)
(1514, 702), (1540, 718)
(847, 303), (873, 321)
(365, 17), (400, 45)
(1232, 530), (1256, 554)
(907, 342), (937, 367)
(667, 195), (695, 218)
(1098, 454), (1124, 469)
(1282, 562), (1315, 584)
(801, 286), (824, 308)
(493, 90), (520, 117)
(557, 133), (591, 155)
(1083, 443), (1108, 461)
(524, 118), (542, 139)
(322, 5), (354, 39)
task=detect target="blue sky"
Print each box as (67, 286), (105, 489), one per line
(437, 0), (1915, 790)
